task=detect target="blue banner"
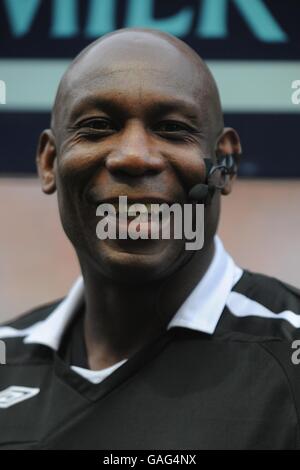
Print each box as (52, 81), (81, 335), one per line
(0, 0), (299, 176)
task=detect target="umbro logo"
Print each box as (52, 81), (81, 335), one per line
(0, 386), (40, 409)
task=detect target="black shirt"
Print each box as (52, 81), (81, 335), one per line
(59, 307), (88, 369)
(1, 239), (300, 449)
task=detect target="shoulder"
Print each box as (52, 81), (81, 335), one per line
(232, 269), (300, 313)
(0, 299), (63, 363)
(0, 299), (63, 331)
(221, 269), (300, 341)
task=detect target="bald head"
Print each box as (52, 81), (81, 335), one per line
(51, 28), (223, 146)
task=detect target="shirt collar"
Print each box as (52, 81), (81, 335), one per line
(24, 235), (243, 350)
(167, 235), (242, 334)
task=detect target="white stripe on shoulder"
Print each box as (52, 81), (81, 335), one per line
(0, 322), (43, 339)
(227, 291), (300, 328)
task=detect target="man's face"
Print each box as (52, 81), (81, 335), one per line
(42, 33), (221, 282)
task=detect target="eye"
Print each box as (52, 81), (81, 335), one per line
(70, 118), (119, 140)
(153, 121), (190, 133)
(79, 118), (116, 131)
(152, 120), (200, 143)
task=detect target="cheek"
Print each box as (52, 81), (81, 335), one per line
(54, 168), (90, 249)
(55, 174), (77, 239)
(55, 145), (105, 215)
(168, 149), (207, 189)
(57, 145), (103, 182)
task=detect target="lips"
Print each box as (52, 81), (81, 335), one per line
(89, 194), (176, 212)
(92, 196), (178, 241)
(109, 201), (164, 217)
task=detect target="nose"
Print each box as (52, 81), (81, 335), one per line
(105, 120), (165, 177)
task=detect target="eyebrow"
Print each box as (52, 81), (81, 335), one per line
(147, 100), (200, 125)
(68, 95), (201, 126)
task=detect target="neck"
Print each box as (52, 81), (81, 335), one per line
(79, 239), (215, 370)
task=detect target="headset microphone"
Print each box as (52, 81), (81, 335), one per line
(188, 183), (210, 204)
(188, 154), (239, 205)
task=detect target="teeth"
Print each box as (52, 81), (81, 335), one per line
(130, 204), (148, 214)
(151, 204), (162, 215)
(110, 202), (164, 215)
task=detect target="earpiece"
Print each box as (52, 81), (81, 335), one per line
(188, 154), (239, 205)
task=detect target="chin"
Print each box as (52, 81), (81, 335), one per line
(89, 238), (184, 283)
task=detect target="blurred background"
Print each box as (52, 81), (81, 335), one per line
(0, 0), (299, 321)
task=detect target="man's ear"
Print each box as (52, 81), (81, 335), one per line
(36, 129), (57, 194)
(216, 127), (242, 196)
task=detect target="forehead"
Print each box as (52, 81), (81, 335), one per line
(61, 34), (207, 120)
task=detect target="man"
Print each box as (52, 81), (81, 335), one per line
(1, 28), (300, 450)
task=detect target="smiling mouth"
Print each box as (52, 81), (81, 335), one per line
(89, 193), (200, 247)
(92, 197), (178, 242)
(106, 202), (163, 217)
(90, 196), (177, 216)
